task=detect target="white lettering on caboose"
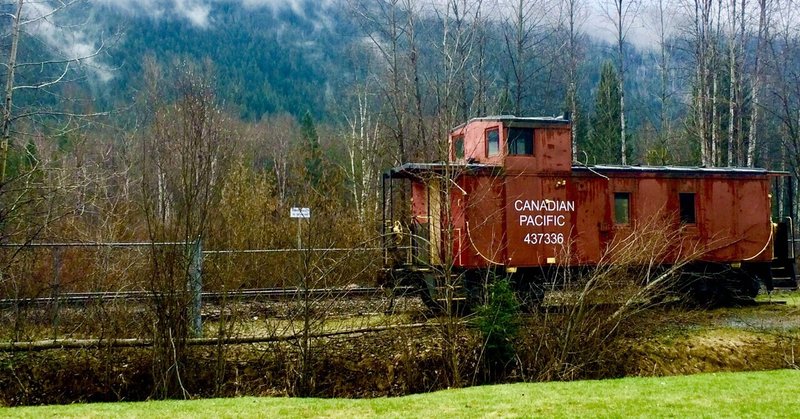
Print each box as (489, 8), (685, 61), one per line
(514, 199), (575, 212)
(518, 214), (566, 227)
(514, 199), (575, 246)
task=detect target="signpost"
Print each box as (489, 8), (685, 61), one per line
(290, 207), (310, 249)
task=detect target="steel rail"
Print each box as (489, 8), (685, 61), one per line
(0, 322), (438, 352)
(0, 242), (384, 254)
(0, 242), (189, 247)
(202, 248), (382, 255)
(0, 286), (412, 307)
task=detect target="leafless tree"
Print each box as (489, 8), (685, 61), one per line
(645, 0), (677, 162)
(721, 0), (749, 167)
(767, 0), (800, 181)
(254, 114), (296, 207)
(139, 59), (233, 398)
(558, 0), (587, 158)
(0, 0), (110, 181)
(502, 0), (557, 116)
(351, 0), (429, 163)
(601, 0), (640, 164)
(747, 0), (774, 166)
(431, 0), (485, 131)
(678, 0), (719, 166)
(343, 83), (383, 226)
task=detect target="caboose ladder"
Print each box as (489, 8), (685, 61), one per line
(771, 219), (798, 290)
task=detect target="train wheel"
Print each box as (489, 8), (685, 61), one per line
(418, 273), (470, 315)
(729, 269), (761, 302)
(683, 267), (760, 307)
(681, 268), (728, 307)
(418, 273), (442, 313)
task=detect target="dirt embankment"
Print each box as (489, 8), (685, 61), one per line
(1, 298), (798, 406)
(626, 301), (800, 376)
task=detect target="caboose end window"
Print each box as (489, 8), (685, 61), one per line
(679, 193), (696, 224)
(614, 192), (630, 225)
(453, 135), (464, 159)
(508, 128), (533, 155)
(486, 128), (499, 156)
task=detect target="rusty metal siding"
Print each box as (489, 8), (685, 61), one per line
(461, 175), (506, 267)
(411, 181), (428, 225)
(504, 174), (572, 266)
(493, 168), (774, 269)
(450, 176), (468, 267)
(450, 120), (505, 165)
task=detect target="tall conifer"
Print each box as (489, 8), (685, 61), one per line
(587, 62), (622, 164)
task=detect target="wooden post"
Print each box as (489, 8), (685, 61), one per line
(51, 247), (62, 340)
(188, 238), (203, 337)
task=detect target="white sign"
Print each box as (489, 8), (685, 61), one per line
(290, 207), (311, 219)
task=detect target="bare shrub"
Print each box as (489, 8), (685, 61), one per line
(139, 58), (233, 398)
(517, 214), (703, 381)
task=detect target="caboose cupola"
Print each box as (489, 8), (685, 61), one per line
(448, 115), (572, 174)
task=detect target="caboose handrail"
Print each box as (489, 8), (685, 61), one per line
(787, 217), (796, 260)
(743, 220), (775, 261)
(465, 221), (502, 265)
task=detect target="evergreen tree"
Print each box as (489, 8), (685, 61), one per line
(300, 111), (322, 186)
(586, 62), (622, 164)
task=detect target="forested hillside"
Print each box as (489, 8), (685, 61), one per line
(98, 2), (361, 120)
(3, 0), (675, 150)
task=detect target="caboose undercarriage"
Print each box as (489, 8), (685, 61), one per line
(382, 252), (789, 312)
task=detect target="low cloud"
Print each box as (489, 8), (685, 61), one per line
(14, 0), (340, 85)
(175, 0), (212, 28)
(22, 1), (113, 83)
(90, 0), (336, 27)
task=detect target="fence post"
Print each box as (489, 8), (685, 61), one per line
(51, 247), (62, 340)
(189, 237), (203, 337)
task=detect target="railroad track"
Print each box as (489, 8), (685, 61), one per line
(0, 286), (413, 308)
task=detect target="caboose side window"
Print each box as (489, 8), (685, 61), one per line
(614, 193), (630, 225)
(507, 128), (533, 155)
(486, 128), (499, 156)
(679, 193), (696, 224)
(453, 135), (464, 159)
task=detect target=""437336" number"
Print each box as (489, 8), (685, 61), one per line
(523, 232), (564, 245)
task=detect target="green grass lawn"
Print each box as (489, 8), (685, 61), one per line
(759, 289), (800, 306)
(4, 369), (800, 418)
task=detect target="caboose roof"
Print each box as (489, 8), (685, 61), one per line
(387, 162), (789, 179)
(574, 164), (788, 175)
(451, 115), (571, 130)
(386, 162), (501, 179)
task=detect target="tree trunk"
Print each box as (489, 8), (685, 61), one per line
(748, 0), (768, 167)
(617, 0), (627, 165)
(2, 0), (24, 182)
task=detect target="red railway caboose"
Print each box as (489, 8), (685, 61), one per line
(382, 116), (797, 309)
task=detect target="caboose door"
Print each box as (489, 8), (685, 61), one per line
(428, 178), (442, 265)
